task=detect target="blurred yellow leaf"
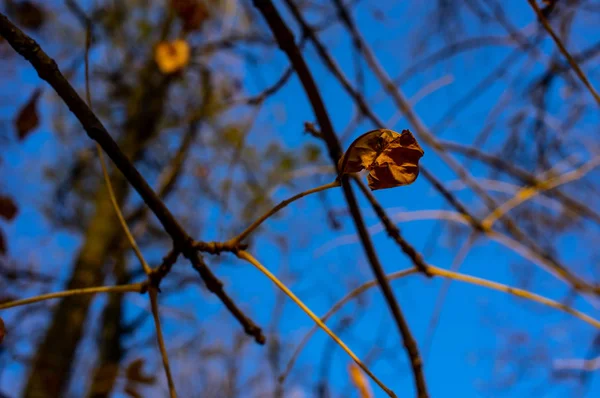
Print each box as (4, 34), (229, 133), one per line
(155, 39), (190, 74)
(348, 362), (373, 398)
(339, 128), (424, 190)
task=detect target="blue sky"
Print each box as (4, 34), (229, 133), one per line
(2, 0), (600, 397)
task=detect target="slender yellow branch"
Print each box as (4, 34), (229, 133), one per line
(427, 266), (600, 328)
(527, 0), (600, 107)
(149, 287), (177, 398)
(231, 180), (340, 244)
(284, 264), (600, 381)
(236, 250), (396, 398)
(482, 156), (600, 229)
(280, 268), (418, 383)
(0, 284), (144, 310)
(84, 24), (152, 276)
(84, 24), (176, 396)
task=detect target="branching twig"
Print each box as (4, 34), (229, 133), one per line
(231, 180), (340, 244)
(253, 2), (428, 396)
(236, 250), (396, 397)
(149, 287), (177, 398)
(527, 0), (600, 106)
(280, 268), (418, 382)
(0, 10), (263, 344)
(284, 264), (600, 378)
(482, 156), (600, 229)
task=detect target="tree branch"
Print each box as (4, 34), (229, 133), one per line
(252, 1), (428, 396)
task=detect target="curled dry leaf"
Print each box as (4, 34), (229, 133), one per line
(348, 362), (373, 398)
(171, 0), (209, 32)
(14, 88), (42, 140)
(125, 358), (156, 385)
(154, 39), (191, 74)
(338, 128), (424, 190)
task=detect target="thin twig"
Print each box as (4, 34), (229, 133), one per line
(83, 22), (177, 395)
(527, 0), (600, 106)
(280, 268), (419, 382)
(440, 140), (600, 225)
(0, 284), (144, 310)
(85, 28), (152, 274)
(236, 250), (396, 398)
(149, 287), (177, 398)
(231, 180), (340, 244)
(422, 233), (478, 361)
(353, 176), (432, 276)
(284, 264), (600, 376)
(482, 156), (600, 229)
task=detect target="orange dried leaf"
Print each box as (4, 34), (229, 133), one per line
(125, 358), (156, 385)
(348, 362), (373, 398)
(14, 88), (42, 140)
(339, 128), (424, 190)
(155, 40), (190, 74)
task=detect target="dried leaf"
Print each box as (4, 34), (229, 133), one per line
(124, 384), (142, 398)
(0, 317), (4, 344)
(348, 362), (373, 398)
(125, 358), (156, 385)
(0, 195), (18, 221)
(171, 0), (209, 32)
(339, 129), (424, 190)
(155, 39), (190, 74)
(10, 1), (45, 31)
(14, 88), (42, 140)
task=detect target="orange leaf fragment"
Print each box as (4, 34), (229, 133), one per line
(339, 128), (424, 190)
(155, 39), (190, 74)
(348, 362), (373, 398)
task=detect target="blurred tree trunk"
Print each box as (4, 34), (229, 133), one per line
(86, 249), (129, 398)
(22, 61), (173, 397)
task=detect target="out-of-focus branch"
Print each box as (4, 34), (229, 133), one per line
(527, 0), (600, 106)
(0, 284), (144, 310)
(329, 0), (596, 296)
(441, 140), (600, 225)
